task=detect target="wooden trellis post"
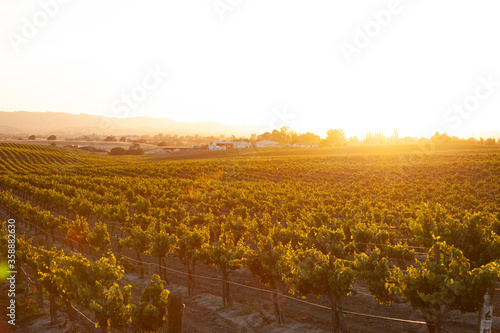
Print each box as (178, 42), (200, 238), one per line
(168, 291), (184, 333)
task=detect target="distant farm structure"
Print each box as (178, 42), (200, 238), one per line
(256, 140), (280, 148)
(209, 141), (252, 150)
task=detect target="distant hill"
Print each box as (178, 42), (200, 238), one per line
(0, 111), (262, 137)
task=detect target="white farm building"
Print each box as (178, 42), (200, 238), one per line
(256, 140), (279, 148)
(209, 141), (252, 150)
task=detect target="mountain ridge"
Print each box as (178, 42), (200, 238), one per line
(0, 111), (263, 136)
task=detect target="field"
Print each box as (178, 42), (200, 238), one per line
(1, 142), (500, 333)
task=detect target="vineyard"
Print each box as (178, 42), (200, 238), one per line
(1, 142), (500, 332)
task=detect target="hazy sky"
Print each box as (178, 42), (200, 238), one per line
(1, 0), (499, 138)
